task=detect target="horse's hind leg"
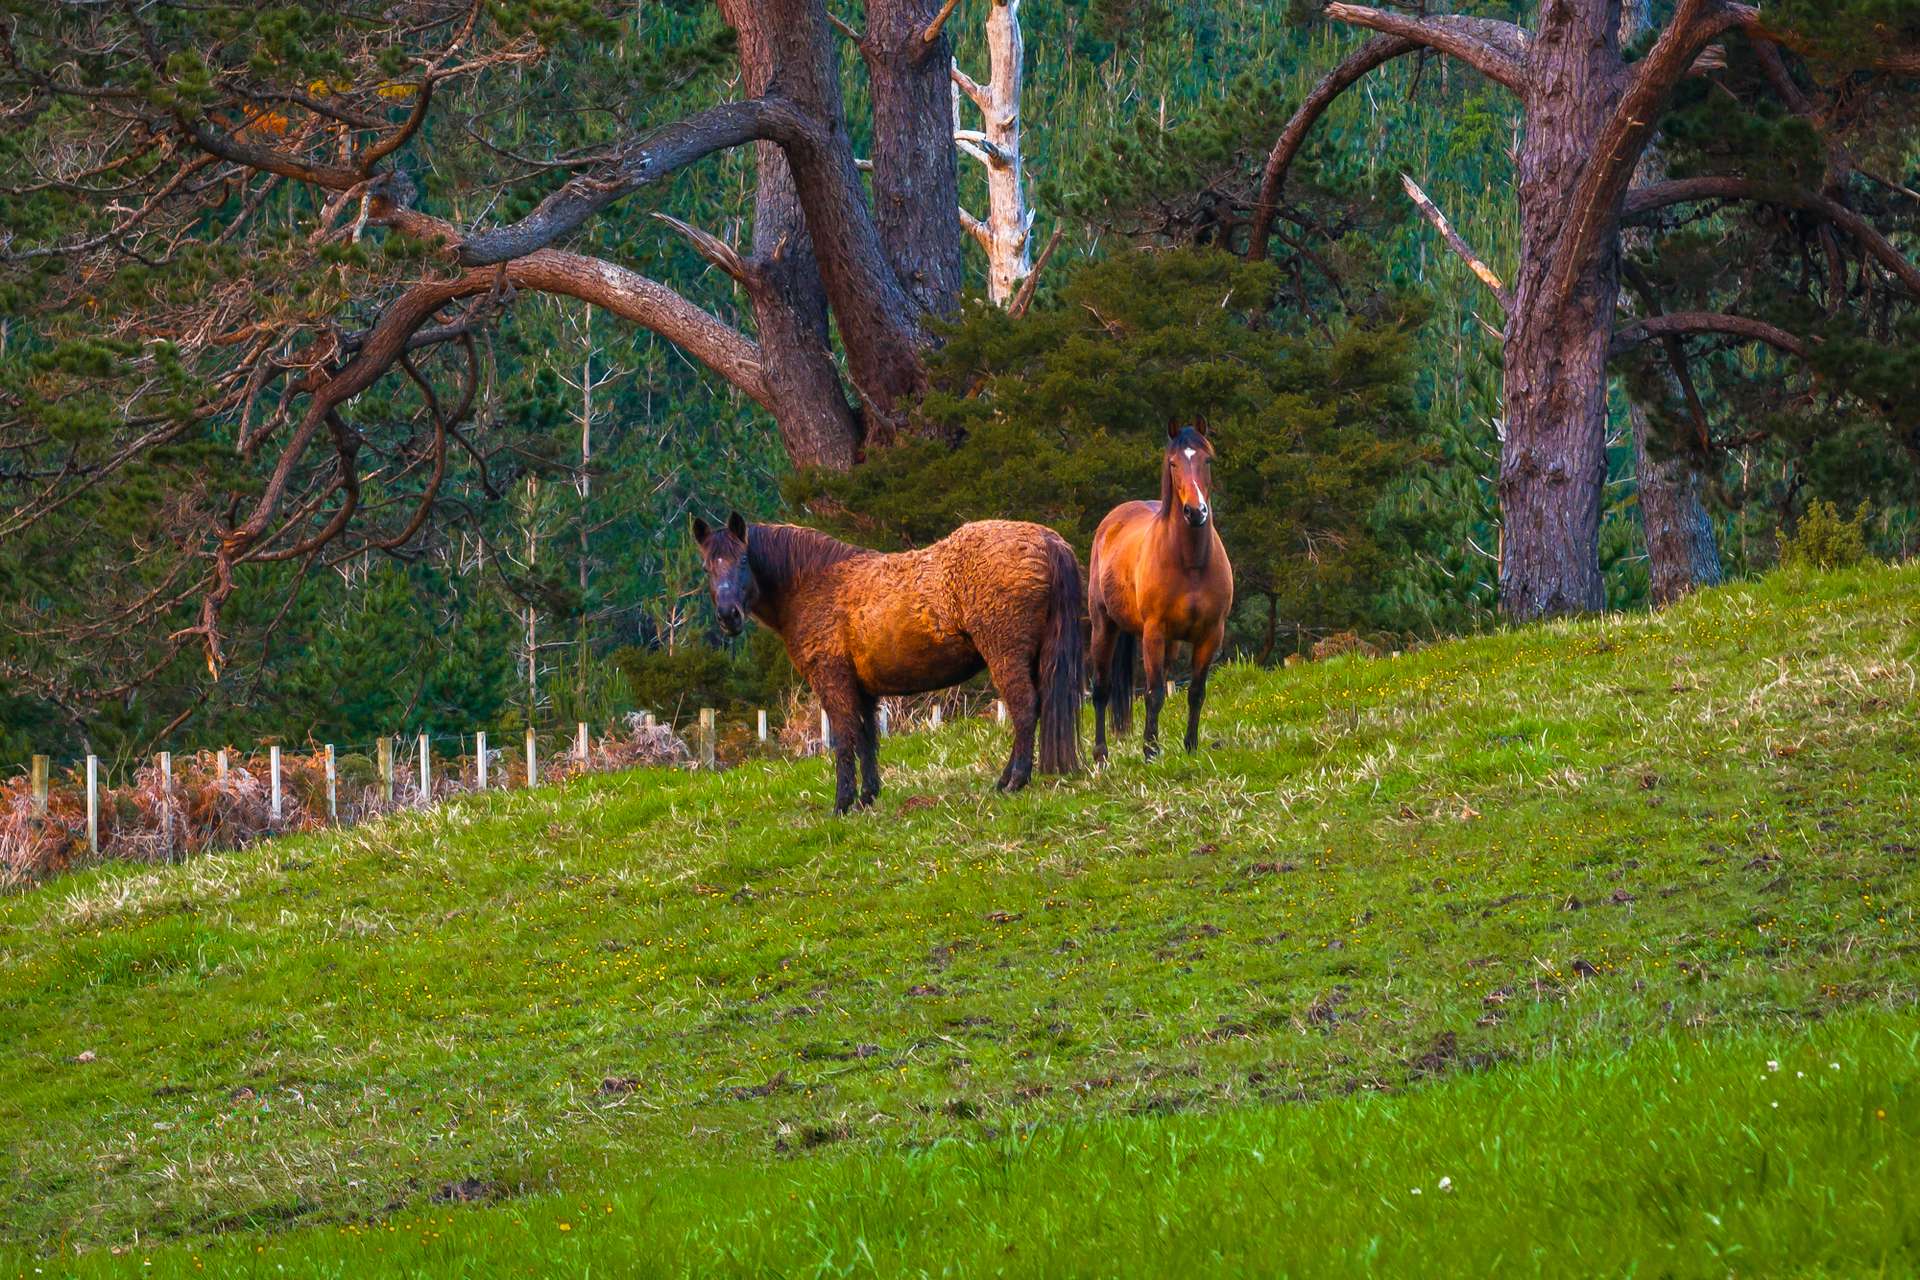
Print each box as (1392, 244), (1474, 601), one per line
(857, 690), (882, 807)
(1185, 627), (1223, 754)
(1140, 623), (1170, 762)
(984, 649), (1038, 793)
(1089, 607), (1117, 766)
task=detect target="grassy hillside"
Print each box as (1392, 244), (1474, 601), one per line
(3, 564), (1918, 1274)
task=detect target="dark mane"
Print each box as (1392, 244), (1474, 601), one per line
(746, 523), (874, 589)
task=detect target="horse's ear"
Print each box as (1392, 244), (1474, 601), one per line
(1193, 415), (1210, 438)
(727, 510), (749, 541)
(690, 514), (712, 546)
(1166, 418), (1181, 441)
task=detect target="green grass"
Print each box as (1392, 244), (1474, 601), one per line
(3, 564), (1919, 1274)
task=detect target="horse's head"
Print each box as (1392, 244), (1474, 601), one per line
(1164, 418), (1216, 528)
(691, 511), (758, 636)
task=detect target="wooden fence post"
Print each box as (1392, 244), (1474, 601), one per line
(85, 754), (99, 855)
(475, 732), (488, 790)
(158, 751), (173, 858)
(996, 699), (1006, 724)
(269, 745), (283, 823)
(576, 722), (589, 764)
(30, 755), (48, 817)
(756, 708), (768, 743)
(417, 733), (430, 800)
(699, 707), (717, 769)
(930, 704), (943, 730)
(325, 745), (338, 821)
(217, 748), (229, 782)
(377, 737), (394, 806)
(525, 727), (537, 786)
(878, 703), (890, 737)
(820, 707), (831, 751)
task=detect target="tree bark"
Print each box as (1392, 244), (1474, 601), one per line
(1619, 0), (1722, 607)
(1497, 2), (1623, 618)
(745, 146), (864, 470)
(721, 0), (931, 444)
(730, 12), (863, 470)
(866, 0), (966, 318)
(1630, 407), (1722, 605)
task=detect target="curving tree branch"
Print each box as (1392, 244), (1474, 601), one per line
(1247, 33), (1420, 262)
(456, 98), (794, 266)
(1320, 5), (1529, 91)
(1610, 310), (1810, 359)
(1624, 176), (1920, 297)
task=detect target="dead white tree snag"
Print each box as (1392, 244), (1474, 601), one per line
(952, 0), (1032, 305)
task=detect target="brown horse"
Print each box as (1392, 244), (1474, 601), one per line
(1088, 421), (1235, 762)
(692, 513), (1084, 813)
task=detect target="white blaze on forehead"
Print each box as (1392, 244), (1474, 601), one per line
(1183, 448), (1196, 459)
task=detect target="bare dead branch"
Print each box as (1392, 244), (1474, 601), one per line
(1007, 223), (1062, 319)
(1400, 172), (1511, 310)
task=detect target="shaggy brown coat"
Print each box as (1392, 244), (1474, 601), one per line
(694, 514), (1084, 813)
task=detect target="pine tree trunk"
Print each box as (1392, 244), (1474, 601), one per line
(727, 6), (864, 470)
(1630, 408), (1723, 605)
(1619, 0), (1722, 606)
(746, 139), (864, 469)
(725, 0), (931, 443)
(867, 0), (965, 319)
(1498, 3), (1622, 619)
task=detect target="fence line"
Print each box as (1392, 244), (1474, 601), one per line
(5, 692), (1011, 888)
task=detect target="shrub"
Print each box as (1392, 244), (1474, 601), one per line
(616, 627), (798, 724)
(1780, 500), (1873, 571)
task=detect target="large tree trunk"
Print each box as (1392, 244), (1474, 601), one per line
(725, 0), (932, 445)
(867, 0), (965, 319)
(1499, 2), (1623, 618)
(746, 145), (864, 469)
(1630, 410), (1723, 604)
(729, 11), (862, 470)
(1620, 0), (1722, 605)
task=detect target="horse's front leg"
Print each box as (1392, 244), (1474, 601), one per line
(857, 690), (882, 807)
(815, 666), (864, 815)
(1140, 624), (1170, 762)
(1185, 627), (1223, 754)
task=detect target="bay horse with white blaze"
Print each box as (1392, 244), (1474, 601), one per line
(692, 513), (1085, 813)
(1089, 420), (1235, 762)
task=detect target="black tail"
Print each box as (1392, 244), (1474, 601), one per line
(1037, 535), (1085, 775)
(1105, 627), (1138, 737)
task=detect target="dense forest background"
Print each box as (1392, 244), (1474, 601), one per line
(4, 0), (1916, 766)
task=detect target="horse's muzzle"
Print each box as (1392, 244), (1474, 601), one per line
(718, 607), (745, 635)
(1183, 503), (1211, 527)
